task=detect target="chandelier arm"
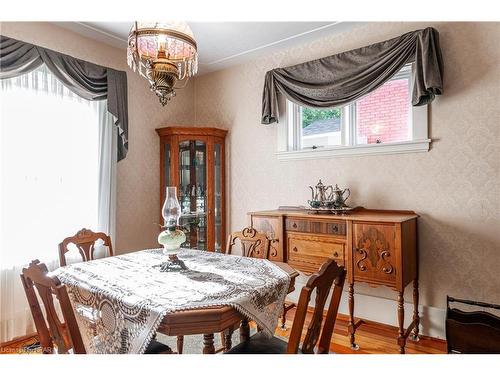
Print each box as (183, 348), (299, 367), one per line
(134, 21), (139, 58)
(173, 77), (190, 89)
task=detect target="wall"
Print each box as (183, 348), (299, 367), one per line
(0, 22), (195, 254)
(193, 22), (500, 337)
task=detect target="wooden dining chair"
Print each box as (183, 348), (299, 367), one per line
(226, 227), (270, 258)
(58, 228), (113, 267)
(59, 229), (185, 353)
(21, 260), (85, 354)
(20, 259), (173, 354)
(226, 226), (296, 330)
(226, 258), (346, 354)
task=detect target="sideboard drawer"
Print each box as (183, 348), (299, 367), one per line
(287, 233), (345, 273)
(286, 218), (309, 232)
(285, 218), (346, 236)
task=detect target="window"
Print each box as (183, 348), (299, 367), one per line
(1, 65), (102, 266)
(0, 65), (116, 343)
(277, 64), (430, 160)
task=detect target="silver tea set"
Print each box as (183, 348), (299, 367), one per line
(308, 179), (351, 211)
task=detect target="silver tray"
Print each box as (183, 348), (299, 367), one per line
(306, 205), (354, 215)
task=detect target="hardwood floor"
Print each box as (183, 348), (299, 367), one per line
(275, 311), (446, 354)
(0, 312), (446, 354)
(0, 335), (41, 354)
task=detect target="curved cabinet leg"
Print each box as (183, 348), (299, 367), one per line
(410, 279), (420, 341)
(281, 309), (287, 330)
(397, 292), (405, 354)
(348, 283), (359, 350)
(202, 333), (215, 354)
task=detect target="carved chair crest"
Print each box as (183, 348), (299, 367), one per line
(58, 228), (113, 267)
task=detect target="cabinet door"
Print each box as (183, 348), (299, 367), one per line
(352, 223), (397, 287)
(250, 215), (283, 262)
(177, 138), (208, 250)
(212, 139), (225, 252)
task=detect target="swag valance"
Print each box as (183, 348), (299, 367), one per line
(0, 35), (129, 160)
(262, 27), (443, 125)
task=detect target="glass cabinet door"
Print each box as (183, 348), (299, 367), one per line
(214, 142), (223, 252)
(178, 140), (207, 250)
(164, 142), (171, 186)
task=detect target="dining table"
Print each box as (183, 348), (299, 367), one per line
(52, 247), (299, 354)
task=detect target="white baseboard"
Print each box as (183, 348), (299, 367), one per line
(287, 288), (446, 340)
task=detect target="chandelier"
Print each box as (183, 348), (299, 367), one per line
(127, 22), (198, 106)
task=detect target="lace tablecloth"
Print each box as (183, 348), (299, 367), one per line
(52, 248), (291, 354)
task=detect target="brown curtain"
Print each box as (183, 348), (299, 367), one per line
(262, 27), (443, 125)
(0, 35), (129, 160)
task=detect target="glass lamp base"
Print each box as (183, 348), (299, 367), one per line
(158, 229), (186, 251)
(157, 229), (187, 272)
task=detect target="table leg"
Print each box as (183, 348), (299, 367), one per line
(202, 333), (215, 354)
(348, 283), (359, 350)
(239, 318), (250, 343)
(176, 335), (184, 354)
(224, 328), (233, 351)
(397, 292), (405, 354)
(410, 279), (420, 341)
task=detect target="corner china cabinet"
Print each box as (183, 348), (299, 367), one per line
(156, 126), (227, 253)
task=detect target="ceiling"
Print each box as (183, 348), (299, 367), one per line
(55, 22), (365, 74)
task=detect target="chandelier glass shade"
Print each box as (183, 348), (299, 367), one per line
(127, 22), (198, 106)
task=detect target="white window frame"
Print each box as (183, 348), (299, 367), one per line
(276, 64), (430, 161)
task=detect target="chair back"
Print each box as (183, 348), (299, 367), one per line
(226, 227), (270, 259)
(20, 260), (85, 354)
(59, 228), (113, 267)
(287, 258), (346, 354)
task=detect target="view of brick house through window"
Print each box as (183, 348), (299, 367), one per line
(356, 78), (410, 144)
(294, 65), (412, 150)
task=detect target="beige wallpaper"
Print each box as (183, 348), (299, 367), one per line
(0, 22), (195, 254)
(193, 22), (500, 310)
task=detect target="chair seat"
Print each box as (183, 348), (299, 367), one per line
(225, 332), (288, 354)
(144, 339), (172, 354)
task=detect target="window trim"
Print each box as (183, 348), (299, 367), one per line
(276, 64), (430, 160)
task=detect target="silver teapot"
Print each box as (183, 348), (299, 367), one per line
(331, 184), (350, 208)
(308, 179), (333, 207)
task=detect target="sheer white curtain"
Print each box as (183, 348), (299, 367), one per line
(97, 99), (117, 246)
(0, 65), (116, 343)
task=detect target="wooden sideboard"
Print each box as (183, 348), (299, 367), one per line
(248, 207), (419, 354)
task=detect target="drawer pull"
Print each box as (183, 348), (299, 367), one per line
(293, 246), (298, 252)
(292, 223), (298, 229)
(333, 251), (339, 258)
